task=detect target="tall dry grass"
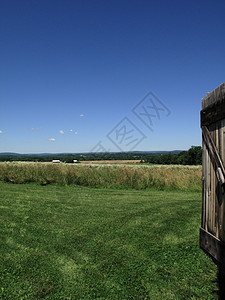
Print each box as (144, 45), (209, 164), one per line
(0, 162), (202, 191)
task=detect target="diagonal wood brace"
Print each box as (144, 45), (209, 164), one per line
(202, 125), (225, 186)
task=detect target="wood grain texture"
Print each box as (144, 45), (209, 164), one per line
(201, 82), (225, 269)
(200, 227), (225, 270)
(201, 82), (225, 109)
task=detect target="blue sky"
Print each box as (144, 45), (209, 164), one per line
(0, 0), (225, 153)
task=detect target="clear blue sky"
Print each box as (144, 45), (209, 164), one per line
(0, 0), (225, 153)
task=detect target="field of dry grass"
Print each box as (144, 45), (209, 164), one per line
(0, 161), (202, 191)
(80, 160), (141, 164)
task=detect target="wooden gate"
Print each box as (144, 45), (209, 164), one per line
(200, 82), (225, 269)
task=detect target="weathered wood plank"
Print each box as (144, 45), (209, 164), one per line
(219, 123), (223, 239)
(201, 82), (225, 268)
(201, 82), (225, 109)
(206, 144), (211, 232)
(202, 126), (225, 180)
(223, 120), (225, 241)
(200, 227), (225, 270)
(215, 123), (219, 238)
(201, 96), (225, 126)
(201, 137), (206, 229)
(216, 121), (224, 241)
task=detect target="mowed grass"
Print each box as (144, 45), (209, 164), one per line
(0, 181), (218, 299)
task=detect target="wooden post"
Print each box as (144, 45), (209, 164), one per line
(200, 82), (225, 270)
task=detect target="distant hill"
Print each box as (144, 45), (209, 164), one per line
(0, 147), (201, 165)
(130, 150), (182, 154)
(0, 152), (21, 156)
(0, 150), (183, 156)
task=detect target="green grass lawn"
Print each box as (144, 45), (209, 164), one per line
(0, 182), (218, 299)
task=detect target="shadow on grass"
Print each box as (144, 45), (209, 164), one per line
(216, 268), (225, 299)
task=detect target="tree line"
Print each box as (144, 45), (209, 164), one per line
(141, 146), (202, 165)
(0, 146), (202, 165)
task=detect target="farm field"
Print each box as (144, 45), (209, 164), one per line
(80, 160), (141, 164)
(0, 181), (218, 299)
(0, 162), (202, 191)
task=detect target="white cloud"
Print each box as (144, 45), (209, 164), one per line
(69, 129), (73, 132)
(48, 138), (56, 141)
(0, 130), (2, 134)
(74, 131), (78, 135)
(80, 114), (84, 117)
(31, 127), (40, 131)
(59, 130), (64, 135)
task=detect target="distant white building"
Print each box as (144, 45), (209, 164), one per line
(52, 160), (61, 163)
(73, 160), (78, 163)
